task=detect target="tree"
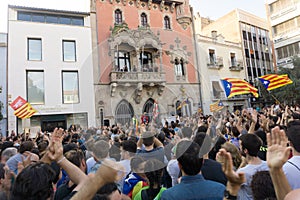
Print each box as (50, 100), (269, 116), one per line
(271, 56), (300, 104)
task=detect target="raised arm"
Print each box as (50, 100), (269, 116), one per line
(71, 159), (123, 200)
(267, 127), (292, 200)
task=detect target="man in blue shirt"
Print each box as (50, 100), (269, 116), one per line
(161, 140), (225, 200)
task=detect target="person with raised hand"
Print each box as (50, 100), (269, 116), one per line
(267, 126), (292, 200)
(217, 148), (245, 200)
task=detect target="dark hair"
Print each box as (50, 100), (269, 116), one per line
(143, 136), (154, 147)
(11, 162), (55, 200)
(287, 120), (300, 152)
(197, 125), (208, 133)
(193, 132), (212, 157)
(239, 134), (262, 157)
(231, 126), (240, 137)
(181, 127), (193, 139)
(95, 183), (120, 199)
(251, 171), (276, 200)
(19, 141), (34, 154)
(255, 130), (267, 145)
(176, 140), (202, 175)
(143, 159), (165, 199)
(65, 149), (85, 168)
(130, 156), (145, 172)
(121, 140), (137, 156)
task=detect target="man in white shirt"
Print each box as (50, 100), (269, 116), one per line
(283, 120), (300, 189)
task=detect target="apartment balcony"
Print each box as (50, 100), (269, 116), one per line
(229, 60), (244, 71)
(207, 56), (224, 69)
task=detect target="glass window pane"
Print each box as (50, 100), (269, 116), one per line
(60, 17), (71, 25)
(72, 17), (84, 26)
(62, 71), (79, 104)
(32, 14), (45, 22)
(63, 41), (76, 61)
(28, 38), (42, 61)
(18, 12), (31, 21)
(46, 15), (58, 23)
(27, 71), (44, 104)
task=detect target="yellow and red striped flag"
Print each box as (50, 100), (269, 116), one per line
(258, 74), (293, 91)
(221, 78), (258, 98)
(210, 100), (224, 112)
(10, 96), (37, 119)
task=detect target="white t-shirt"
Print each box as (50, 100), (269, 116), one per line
(283, 156), (300, 190)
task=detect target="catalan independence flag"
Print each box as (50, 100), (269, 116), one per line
(221, 78), (258, 98)
(10, 96), (37, 119)
(177, 99), (188, 110)
(258, 74), (293, 91)
(210, 100), (224, 112)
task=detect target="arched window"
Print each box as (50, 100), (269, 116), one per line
(141, 13), (147, 27)
(115, 100), (134, 125)
(115, 9), (122, 24)
(164, 16), (171, 29)
(174, 58), (185, 76)
(143, 98), (154, 121)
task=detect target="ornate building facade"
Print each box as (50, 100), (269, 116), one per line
(91, 0), (200, 126)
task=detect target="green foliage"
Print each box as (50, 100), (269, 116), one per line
(272, 56), (300, 104)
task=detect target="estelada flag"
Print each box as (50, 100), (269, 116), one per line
(210, 100), (224, 112)
(258, 74), (293, 91)
(221, 78), (258, 98)
(10, 96), (37, 119)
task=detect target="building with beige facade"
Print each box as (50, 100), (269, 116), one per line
(195, 30), (247, 114)
(266, 0), (300, 68)
(199, 9), (274, 84)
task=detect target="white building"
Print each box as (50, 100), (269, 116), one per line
(266, 0), (300, 68)
(7, 5), (95, 133)
(0, 33), (8, 136)
(195, 30), (247, 114)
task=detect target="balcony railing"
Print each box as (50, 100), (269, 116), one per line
(207, 56), (223, 69)
(229, 60), (244, 71)
(110, 71), (166, 84)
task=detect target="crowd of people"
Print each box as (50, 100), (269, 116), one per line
(0, 104), (300, 200)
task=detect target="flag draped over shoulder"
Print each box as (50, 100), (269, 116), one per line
(10, 96), (37, 119)
(258, 74), (293, 91)
(209, 100), (224, 112)
(221, 78), (258, 98)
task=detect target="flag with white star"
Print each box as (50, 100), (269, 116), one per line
(221, 78), (258, 98)
(258, 74), (293, 91)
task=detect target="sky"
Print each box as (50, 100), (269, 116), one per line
(0, 0), (267, 33)
(190, 0), (267, 20)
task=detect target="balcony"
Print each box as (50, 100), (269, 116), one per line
(229, 60), (244, 71)
(110, 71), (166, 85)
(207, 56), (223, 69)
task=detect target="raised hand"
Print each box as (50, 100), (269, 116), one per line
(217, 149), (245, 189)
(267, 126), (291, 170)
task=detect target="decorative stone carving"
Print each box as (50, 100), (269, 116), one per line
(148, 0), (152, 10)
(136, 0), (140, 8)
(111, 83), (117, 97)
(170, 2), (175, 13)
(158, 83), (165, 96)
(160, 0), (164, 11)
(134, 83), (143, 104)
(123, 0), (127, 6)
